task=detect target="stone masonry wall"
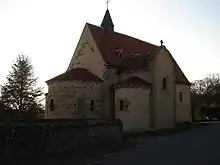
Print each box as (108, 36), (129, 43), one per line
(45, 81), (104, 119)
(0, 119), (122, 160)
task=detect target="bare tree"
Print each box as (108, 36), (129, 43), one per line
(191, 74), (220, 120)
(191, 74), (220, 105)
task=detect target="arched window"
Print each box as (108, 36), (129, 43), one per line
(162, 77), (167, 90)
(90, 100), (94, 111)
(73, 103), (77, 112)
(50, 99), (54, 111)
(179, 92), (182, 102)
(120, 100), (124, 111)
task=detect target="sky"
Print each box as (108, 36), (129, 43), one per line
(0, 0), (220, 94)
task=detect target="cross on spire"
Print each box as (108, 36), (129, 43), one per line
(105, 0), (110, 9)
(160, 40), (164, 46)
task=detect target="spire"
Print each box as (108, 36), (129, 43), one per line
(101, 9), (114, 31)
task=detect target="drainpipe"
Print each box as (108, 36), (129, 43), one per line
(149, 85), (155, 129)
(173, 98), (177, 126)
(173, 82), (177, 126)
(110, 85), (115, 120)
(110, 68), (122, 120)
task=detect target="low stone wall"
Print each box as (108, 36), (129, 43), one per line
(0, 119), (122, 161)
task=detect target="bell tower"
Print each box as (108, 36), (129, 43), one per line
(101, 9), (114, 31)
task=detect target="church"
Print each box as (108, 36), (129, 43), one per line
(45, 9), (192, 131)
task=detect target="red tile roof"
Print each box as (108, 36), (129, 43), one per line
(87, 23), (160, 68)
(46, 68), (103, 84)
(87, 23), (190, 85)
(114, 76), (151, 89)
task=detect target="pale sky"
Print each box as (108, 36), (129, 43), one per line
(0, 0), (220, 94)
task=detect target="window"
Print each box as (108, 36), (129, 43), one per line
(90, 100), (94, 111)
(73, 103), (77, 111)
(179, 92), (182, 102)
(50, 99), (54, 111)
(162, 77), (167, 90)
(73, 103), (77, 108)
(120, 100), (124, 111)
(131, 53), (140, 57)
(116, 48), (124, 58)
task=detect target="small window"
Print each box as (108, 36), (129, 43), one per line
(73, 103), (77, 111)
(179, 92), (182, 102)
(50, 99), (54, 111)
(116, 48), (124, 58)
(73, 103), (77, 108)
(120, 100), (124, 111)
(162, 77), (167, 90)
(90, 100), (94, 111)
(131, 53), (140, 57)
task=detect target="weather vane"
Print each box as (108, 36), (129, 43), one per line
(105, 0), (110, 9)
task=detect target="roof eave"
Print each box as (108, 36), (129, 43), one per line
(113, 84), (151, 89)
(175, 81), (191, 86)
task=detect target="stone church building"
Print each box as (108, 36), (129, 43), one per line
(45, 10), (192, 131)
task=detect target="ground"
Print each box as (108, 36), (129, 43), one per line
(90, 122), (220, 165)
(18, 122), (220, 165)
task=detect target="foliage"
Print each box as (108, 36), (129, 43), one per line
(191, 73), (220, 106)
(0, 54), (43, 118)
(0, 99), (5, 111)
(191, 73), (220, 120)
(200, 106), (220, 120)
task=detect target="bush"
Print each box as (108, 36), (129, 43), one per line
(201, 106), (220, 120)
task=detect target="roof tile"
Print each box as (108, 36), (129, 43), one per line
(114, 76), (151, 89)
(87, 23), (159, 67)
(46, 68), (103, 84)
(88, 23), (190, 85)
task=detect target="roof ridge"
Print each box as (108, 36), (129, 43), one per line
(125, 75), (143, 79)
(87, 23), (159, 48)
(124, 75), (151, 82)
(46, 67), (103, 83)
(115, 31), (159, 48)
(114, 75), (151, 89)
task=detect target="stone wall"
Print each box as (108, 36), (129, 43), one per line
(0, 119), (122, 160)
(176, 84), (192, 123)
(151, 47), (176, 129)
(45, 81), (104, 119)
(100, 65), (119, 118)
(67, 24), (106, 77)
(115, 88), (150, 132)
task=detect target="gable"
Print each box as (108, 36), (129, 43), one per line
(150, 46), (190, 86)
(165, 48), (191, 85)
(155, 47), (190, 86)
(67, 24), (106, 78)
